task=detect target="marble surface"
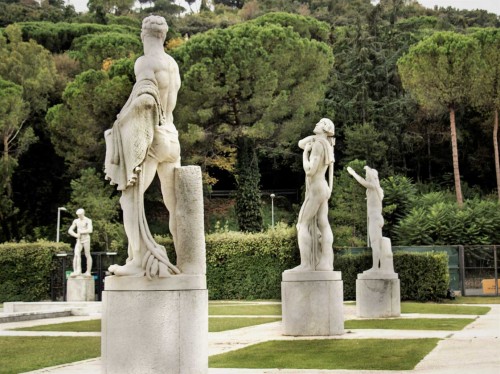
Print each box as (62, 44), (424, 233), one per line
(356, 278), (401, 318)
(67, 277), (95, 302)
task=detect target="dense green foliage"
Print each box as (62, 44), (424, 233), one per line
(235, 139), (263, 232)
(0, 241), (70, 302)
(15, 22), (139, 53)
(394, 199), (500, 245)
(1, 0), (499, 255)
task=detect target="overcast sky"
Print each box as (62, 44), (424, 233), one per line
(67, 0), (500, 15)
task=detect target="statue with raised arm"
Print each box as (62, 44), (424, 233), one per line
(288, 118), (335, 272)
(68, 208), (93, 277)
(104, 15), (182, 279)
(347, 166), (395, 274)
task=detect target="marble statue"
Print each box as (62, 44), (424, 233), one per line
(289, 118), (335, 272)
(104, 15), (182, 279)
(68, 208), (93, 277)
(347, 165), (395, 274)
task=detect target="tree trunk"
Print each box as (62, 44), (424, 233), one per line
(493, 108), (500, 201)
(449, 106), (463, 207)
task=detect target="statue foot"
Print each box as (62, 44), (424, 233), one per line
(83, 272), (91, 277)
(108, 263), (145, 277)
(69, 272), (81, 278)
(285, 264), (313, 272)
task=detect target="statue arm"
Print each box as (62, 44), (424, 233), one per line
(298, 135), (315, 150)
(347, 166), (372, 189)
(303, 142), (321, 176)
(80, 219), (93, 234)
(68, 221), (79, 239)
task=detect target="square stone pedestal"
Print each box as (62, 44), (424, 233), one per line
(356, 273), (400, 318)
(102, 275), (208, 374)
(67, 276), (95, 301)
(281, 271), (344, 336)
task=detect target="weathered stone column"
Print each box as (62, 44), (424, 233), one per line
(175, 166), (206, 275)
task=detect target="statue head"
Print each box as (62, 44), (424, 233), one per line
(141, 15), (168, 42)
(314, 118), (335, 136)
(76, 208), (85, 218)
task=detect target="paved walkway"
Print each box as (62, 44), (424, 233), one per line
(1, 304), (498, 374)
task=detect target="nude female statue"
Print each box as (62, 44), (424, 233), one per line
(104, 15), (181, 278)
(347, 165), (394, 274)
(289, 118), (335, 272)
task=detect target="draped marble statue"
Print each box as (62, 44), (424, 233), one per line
(288, 118), (335, 272)
(347, 166), (395, 274)
(104, 15), (182, 279)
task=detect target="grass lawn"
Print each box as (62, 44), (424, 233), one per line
(14, 317), (281, 333)
(209, 338), (440, 370)
(0, 336), (100, 374)
(345, 318), (474, 331)
(445, 296), (500, 304)
(210, 317), (280, 332)
(209, 304), (281, 315)
(401, 302), (490, 315)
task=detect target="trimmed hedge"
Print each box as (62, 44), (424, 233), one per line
(0, 241), (70, 302)
(1, 231), (449, 302)
(336, 252), (449, 301)
(158, 227), (449, 301)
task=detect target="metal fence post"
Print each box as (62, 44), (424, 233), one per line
(458, 245), (465, 296)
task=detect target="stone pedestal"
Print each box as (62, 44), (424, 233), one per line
(67, 276), (95, 301)
(281, 271), (344, 336)
(102, 276), (208, 374)
(356, 272), (400, 318)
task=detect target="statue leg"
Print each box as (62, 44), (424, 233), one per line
(289, 195), (322, 272)
(109, 158), (159, 276)
(71, 242), (82, 277)
(316, 201), (333, 271)
(83, 241), (92, 276)
(157, 160), (179, 245)
(368, 225), (383, 271)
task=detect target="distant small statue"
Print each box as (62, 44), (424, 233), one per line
(288, 118), (335, 272)
(104, 15), (181, 278)
(347, 166), (394, 274)
(68, 208), (93, 277)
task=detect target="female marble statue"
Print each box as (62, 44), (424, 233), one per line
(347, 165), (389, 273)
(290, 118), (335, 272)
(104, 15), (181, 279)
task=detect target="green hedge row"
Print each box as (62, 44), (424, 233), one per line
(0, 241), (70, 302)
(336, 252), (449, 301)
(1, 230), (449, 302)
(158, 227), (449, 301)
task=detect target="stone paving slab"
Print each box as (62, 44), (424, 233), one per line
(9, 304), (500, 374)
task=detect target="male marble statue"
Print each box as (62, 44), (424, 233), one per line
(68, 208), (93, 277)
(289, 118), (335, 272)
(347, 165), (394, 273)
(104, 15), (181, 279)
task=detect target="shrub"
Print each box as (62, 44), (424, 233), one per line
(0, 241), (70, 302)
(336, 251), (449, 301)
(159, 227), (449, 301)
(394, 198), (500, 245)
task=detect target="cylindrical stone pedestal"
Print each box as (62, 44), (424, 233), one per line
(281, 271), (344, 336)
(67, 276), (95, 301)
(102, 276), (208, 374)
(356, 274), (400, 318)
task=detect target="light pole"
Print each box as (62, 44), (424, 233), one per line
(270, 194), (275, 229)
(56, 207), (67, 242)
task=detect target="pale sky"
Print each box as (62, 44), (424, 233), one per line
(67, 0), (500, 15)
